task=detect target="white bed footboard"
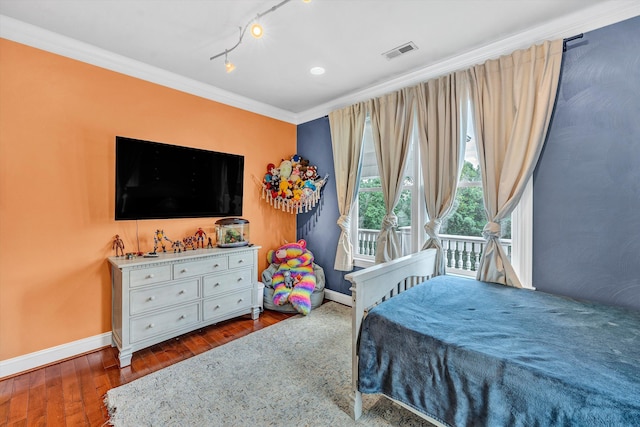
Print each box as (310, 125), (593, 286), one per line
(345, 249), (438, 421)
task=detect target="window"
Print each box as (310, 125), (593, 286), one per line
(352, 119), (424, 268)
(350, 115), (531, 287)
(439, 135), (512, 277)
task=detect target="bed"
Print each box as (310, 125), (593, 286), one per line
(345, 249), (640, 426)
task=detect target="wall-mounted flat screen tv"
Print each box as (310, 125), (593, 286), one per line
(115, 137), (244, 220)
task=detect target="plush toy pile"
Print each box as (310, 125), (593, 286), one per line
(267, 240), (316, 315)
(262, 154), (325, 214)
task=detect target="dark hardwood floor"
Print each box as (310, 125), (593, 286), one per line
(0, 309), (294, 426)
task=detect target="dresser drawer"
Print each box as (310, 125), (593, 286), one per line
(130, 303), (199, 343)
(202, 268), (252, 297)
(228, 252), (254, 269)
(129, 265), (172, 287)
(130, 279), (199, 315)
(203, 290), (252, 321)
(173, 257), (228, 279)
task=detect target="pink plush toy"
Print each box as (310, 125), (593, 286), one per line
(267, 240), (316, 315)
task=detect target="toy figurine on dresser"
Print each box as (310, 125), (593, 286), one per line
(194, 227), (207, 248)
(171, 239), (185, 253)
(112, 235), (125, 257)
(152, 229), (172, 253)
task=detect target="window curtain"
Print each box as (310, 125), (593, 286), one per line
(368, 90), (412, 264)
(408, 71), (469, 276)
(328, 103), (366, 271)
(468, 39), (563, 287)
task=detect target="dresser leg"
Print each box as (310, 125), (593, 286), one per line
(251, 306), (261, 320)
(118, 349), (133, 368)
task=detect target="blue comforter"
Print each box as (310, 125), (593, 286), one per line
(358, 275), (640, 426)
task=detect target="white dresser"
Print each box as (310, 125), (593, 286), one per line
(108, 245), (262, 367)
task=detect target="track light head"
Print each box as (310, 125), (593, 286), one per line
(250, 22), (264, 39)
(224, 53), (235, 73)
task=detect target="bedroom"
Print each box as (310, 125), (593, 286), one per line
(1, 0), (639, 424)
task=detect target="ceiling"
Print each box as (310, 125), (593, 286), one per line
(1, 0), (638, 124)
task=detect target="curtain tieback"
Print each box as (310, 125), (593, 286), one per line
(424, 219), (441, 240)
(482, 221), (501, 240)
(381, 213), (398, 230)
(337, 215), (351, 233)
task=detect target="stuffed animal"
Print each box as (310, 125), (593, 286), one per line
(279, 159), (293, 180)
(303, 165), (318, 181)
(264, 163), (276, 186)
(267, 240), (316, 315)
(279, 179), (291, 198)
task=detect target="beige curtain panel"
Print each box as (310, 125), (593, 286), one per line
(328, 103), (366, 271)
(368, 90), (413, 264)
(468, 39), (563, 287)
(409, 71), (469, 276)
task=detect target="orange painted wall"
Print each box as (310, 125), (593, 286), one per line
(0, 39), (296, 361)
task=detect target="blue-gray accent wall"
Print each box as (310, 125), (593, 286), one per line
(296, 117), (352, 295)
(297, 17), (640, 311)
(533, 16), (640, 311)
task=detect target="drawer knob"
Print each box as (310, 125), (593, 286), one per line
(179, 290), (185, 294)
(148, 323), (155, 329)
(146, 274), (155, 279)
(237, 277), (243, 282)
(238, 259), (244, 264)
(181, 268), (188, 273)
(238, 298), (244, 303)
(213, 263), (219, 268)
(148, 296), (156, 301)
(214, 282), (220, 287)
(179, 314), (187, 320)
(214, 305), (220, 310)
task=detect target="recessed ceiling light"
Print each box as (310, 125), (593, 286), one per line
(310, 66), (325, 75)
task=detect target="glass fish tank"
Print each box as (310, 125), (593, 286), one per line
(215, 218), (250, 247)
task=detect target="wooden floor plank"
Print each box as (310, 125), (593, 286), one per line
(73, 356), (105, 426)
(7, 373), (30, 425)
(59, 359), (87, 426)
(2, 308), (295, 425)
(25, 369), (46, 426)
(99, 346), (119, 370)
(0, 377), (15, 425)
(44, 364), (65, 427)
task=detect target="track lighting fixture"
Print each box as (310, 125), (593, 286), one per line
(210, 0), (310, 72)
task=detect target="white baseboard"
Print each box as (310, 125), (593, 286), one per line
(0, 332), (112, 379)
(324, 289), (352, 307)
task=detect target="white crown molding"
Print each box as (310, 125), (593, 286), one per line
(0, 332), (112, 379)
(0, 14), (297, 124)
(294, 1), (640, 124)
(2, 1), (639, 126)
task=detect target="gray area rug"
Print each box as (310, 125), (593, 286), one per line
(105, 302), (434, 426)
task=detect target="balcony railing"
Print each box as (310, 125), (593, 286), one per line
(356, 227), (512, 276)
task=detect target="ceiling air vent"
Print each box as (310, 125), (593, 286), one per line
(382, 41), (418, 60)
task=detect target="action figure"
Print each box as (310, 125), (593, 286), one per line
(153, 229), (172, 253)
(207, 237), (213, 248)
(183, 236), (197, 251)
(194, 227), (207, 249)
(112, 234), (125, 257)
(171, 239), (184, 253)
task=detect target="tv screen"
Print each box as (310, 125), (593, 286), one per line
(115, 137), (244, 220)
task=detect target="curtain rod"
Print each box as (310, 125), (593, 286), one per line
(563, 34), (584, 52)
